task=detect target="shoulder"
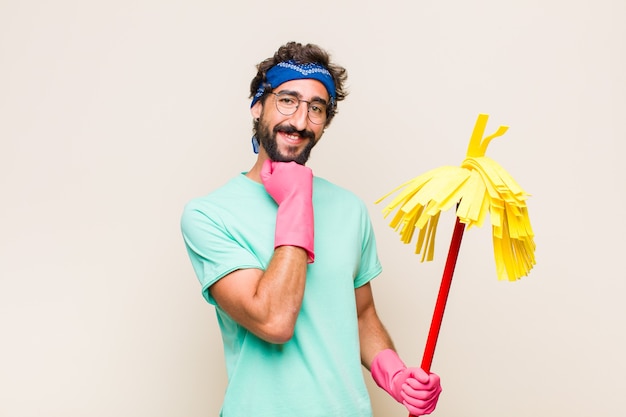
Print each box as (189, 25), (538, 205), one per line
(181, 176), (241, 225)
(312, 176), (371, 220)
(183, 174), (264, 212)
(313, 176), (364, 203)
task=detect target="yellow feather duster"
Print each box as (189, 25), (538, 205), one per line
(376, 114), (536, 281)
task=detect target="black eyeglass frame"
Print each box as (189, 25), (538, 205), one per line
(269, 92), (333, 125)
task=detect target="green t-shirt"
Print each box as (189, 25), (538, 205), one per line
(181, 173), (382, 417)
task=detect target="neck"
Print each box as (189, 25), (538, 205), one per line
(246, 153), (269, 183)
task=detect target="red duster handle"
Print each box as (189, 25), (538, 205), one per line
(409, 216), (465, 417)
(421, 216), (466, 372)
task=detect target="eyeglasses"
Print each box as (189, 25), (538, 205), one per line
(271, 92), (329, 125)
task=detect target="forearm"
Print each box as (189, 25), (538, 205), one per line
(359, 308), (395, 370)
(252, 245), (308, 341)
(356, 283), (396, 369)
(210, 245), (308, 344)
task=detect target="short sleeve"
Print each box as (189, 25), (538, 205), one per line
(181, 200), (262, 304)
(354, 200), (383, 288)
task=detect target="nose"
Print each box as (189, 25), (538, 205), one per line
(289, 102), (309, 131)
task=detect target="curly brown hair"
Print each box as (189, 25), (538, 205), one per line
(249, 41), (348, 125)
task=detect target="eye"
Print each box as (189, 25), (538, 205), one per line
(309, 103), (327, 114)
(277, 95), (298, 106)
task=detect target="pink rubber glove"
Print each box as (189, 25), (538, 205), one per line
(260, 159), (314, 263)
(371, 349), (442, 416)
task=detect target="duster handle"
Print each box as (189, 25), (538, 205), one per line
(421, 216), (465, 372)
(409, 216), (465, 417)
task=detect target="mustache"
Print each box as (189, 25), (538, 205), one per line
(273, 124), (315, 141)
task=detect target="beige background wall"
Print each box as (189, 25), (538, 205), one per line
(1, 1), (625, 416)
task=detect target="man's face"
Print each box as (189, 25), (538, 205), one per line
(252, 79), (329, 165)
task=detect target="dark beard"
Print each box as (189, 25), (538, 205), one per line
(255, 119), (317, 165)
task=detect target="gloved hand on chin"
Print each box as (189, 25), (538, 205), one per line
(261, 159), (315, 263)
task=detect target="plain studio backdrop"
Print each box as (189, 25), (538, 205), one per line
(1, 1), (624, 416)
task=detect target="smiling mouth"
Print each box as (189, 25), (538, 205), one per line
(279, 131), (305, 144)
(274, 124), (315, 142)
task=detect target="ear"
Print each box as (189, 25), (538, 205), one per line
(251, 101), (262, 119)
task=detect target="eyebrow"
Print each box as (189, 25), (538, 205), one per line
(275, 89), (329, 105)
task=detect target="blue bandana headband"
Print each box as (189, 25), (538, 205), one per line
(250, 60), (336, 107)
